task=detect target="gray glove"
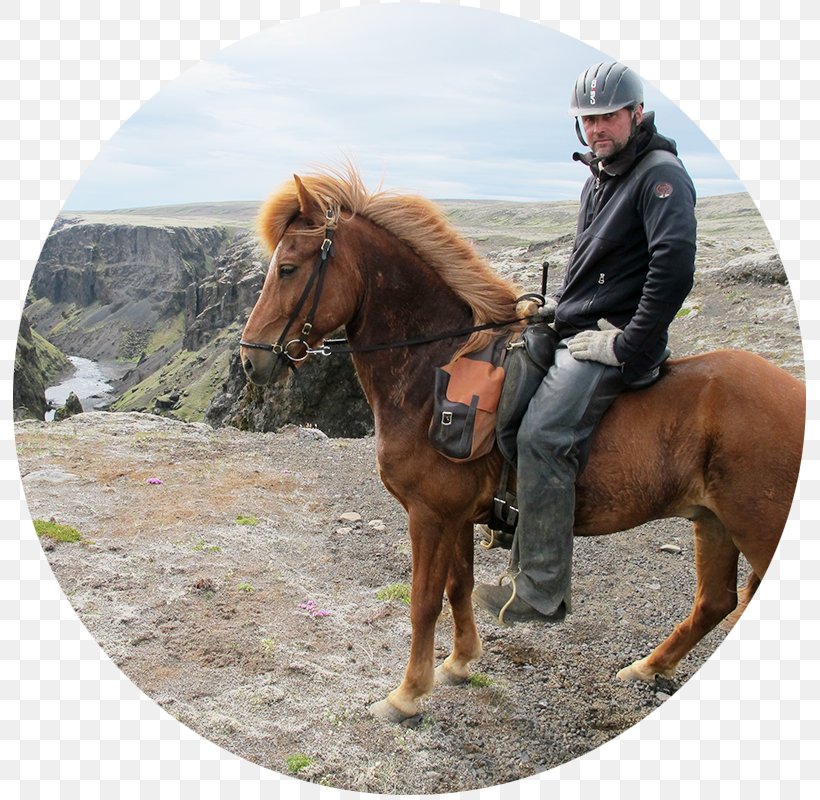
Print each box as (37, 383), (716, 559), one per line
(536, 297), (558, 323)
(567, 319), (622, 366)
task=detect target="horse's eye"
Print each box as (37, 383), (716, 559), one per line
(278, 263), (298, 278)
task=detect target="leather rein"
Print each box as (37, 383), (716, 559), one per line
(239, 210), (538, 368)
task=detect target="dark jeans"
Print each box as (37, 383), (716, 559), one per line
(510, 338), (625, 615)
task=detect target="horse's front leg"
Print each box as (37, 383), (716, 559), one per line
(370, 504), (456, 723)
(436, 520), (482, 686)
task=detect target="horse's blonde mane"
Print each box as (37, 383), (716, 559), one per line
(257, 168), (522, 355)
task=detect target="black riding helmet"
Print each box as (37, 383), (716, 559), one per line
(569, 61), (644, 146)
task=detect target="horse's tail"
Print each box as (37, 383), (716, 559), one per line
(722, 571), (762, 630)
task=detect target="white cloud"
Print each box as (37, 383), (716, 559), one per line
(64, 4), (744, 210)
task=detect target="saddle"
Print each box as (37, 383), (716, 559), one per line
(429, 316), (670, 550)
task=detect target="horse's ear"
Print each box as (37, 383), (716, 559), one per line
(293, 175), (324, 224)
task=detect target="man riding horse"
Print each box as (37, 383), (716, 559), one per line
(473, 61), (698, 624)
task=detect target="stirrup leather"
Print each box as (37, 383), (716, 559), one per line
(479, 461), (518, 549)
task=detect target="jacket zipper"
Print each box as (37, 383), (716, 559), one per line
(583, 271), (606, 314)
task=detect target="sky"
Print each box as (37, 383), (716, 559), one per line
(63, 4), (744, 211)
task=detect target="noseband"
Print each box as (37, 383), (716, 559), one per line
(239, 209), (337, 371)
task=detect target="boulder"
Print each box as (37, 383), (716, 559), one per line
(206, 349), (374, 439)
(717, 250), (788, 286)
(54, 391), (83, 421)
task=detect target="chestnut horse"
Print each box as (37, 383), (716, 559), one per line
(240, 170), (805, 724)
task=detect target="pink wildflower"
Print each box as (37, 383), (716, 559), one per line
(299, 599), (331, 619)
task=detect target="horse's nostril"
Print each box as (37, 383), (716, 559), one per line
(242, 357), (253, 375)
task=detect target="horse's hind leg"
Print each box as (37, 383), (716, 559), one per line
(618, 511), (740, 682)
(717, 498), (781, 628)
(723, 571), (761, 629)
(436, 522), (482, 686)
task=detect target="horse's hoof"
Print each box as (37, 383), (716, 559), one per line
(617, 657), (674, 683)
(616, 662), (652, 683)
(434, 663), (470, 687)
(369, 699), (422, 726)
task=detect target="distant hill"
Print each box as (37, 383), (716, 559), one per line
(17, 191), (799, 434)
(55, 200), (264, 231)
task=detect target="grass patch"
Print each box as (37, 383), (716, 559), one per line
(236, 515), (259, 526)
(145, 311), (184, 356)
(48, 304), (84, 337)
(236, 582), (255, 593)
(192, 538), (221, 553)
(285, 754), (314, 775)
(27, 327), (71, 380)
(33, 519), (82, 543)
(171, 349), (232, 422)
(467, 672), (495, 688)
(376, 583), (411, 605)
(259, 637), (277, 654)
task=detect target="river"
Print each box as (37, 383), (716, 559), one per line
(45, 356), (124, 421)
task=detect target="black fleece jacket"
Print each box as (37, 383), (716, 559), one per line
(553, 112), (697, 383)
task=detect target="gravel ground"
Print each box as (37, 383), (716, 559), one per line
(18, 411), (745, 793)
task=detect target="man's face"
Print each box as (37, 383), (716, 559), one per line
(581, 105), (643, 159)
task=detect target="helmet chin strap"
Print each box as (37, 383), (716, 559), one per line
(575, 117), (588, 147)
(629, 108), (641, 138)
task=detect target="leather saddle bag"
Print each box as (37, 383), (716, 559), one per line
(429, 338), (507, 462)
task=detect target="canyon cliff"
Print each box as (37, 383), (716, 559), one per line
(21, 204), (374, 436)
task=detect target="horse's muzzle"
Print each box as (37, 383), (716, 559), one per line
(241, 349), (285, 386)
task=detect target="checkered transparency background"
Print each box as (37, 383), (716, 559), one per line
(2, 1), (818, 798)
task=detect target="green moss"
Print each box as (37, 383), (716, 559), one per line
(110, 348), (195, 413)
(24, 296), (53, 316)
(236, 515), (259, 526)
(467, 673), (495, 688)
(192, 538), (221, 553)
(376, 583), (411, 605)
(28, 328), (71, 381)
(171, 349), (231, 422)
(285, 754), (314, 774)
(49, 303), (94, 338)
(145, 312), (184, 356)
(236, 582), (255, 593)
(34, 519), (82, 543)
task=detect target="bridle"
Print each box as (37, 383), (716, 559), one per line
(239, 209), (541, 368)
(239, 208), (339, 372)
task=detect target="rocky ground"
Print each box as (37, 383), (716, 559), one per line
(16, 192), (803, 793)
(19, 412), (728, 793)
